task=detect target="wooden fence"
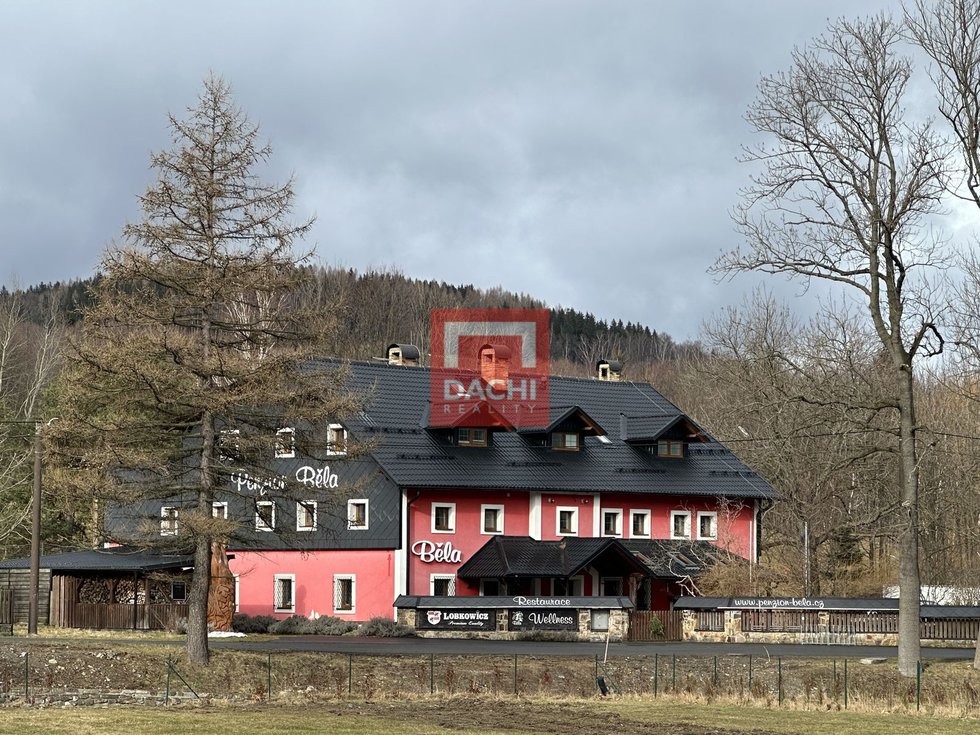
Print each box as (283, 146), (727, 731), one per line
(0, 588), (12, 634)
(627, 610), (684, 641)
(65, 602), (186, 631)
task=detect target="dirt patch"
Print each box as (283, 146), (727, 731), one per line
(298, 700), (780, 735)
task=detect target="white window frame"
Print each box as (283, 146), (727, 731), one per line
(327, 423), (348, 456)
(430, 574), (456, 596)
(212, 501), (228, 519)
(345, 498), (369, 530)
(630, 509), (651, 539)
(171, 581), (187, 601)
(218, 428), (240, 462)
(670, 510), (692, 540)
(296, 500), (317, 532)
(233, 574), (240, 613)
(160, 507), (178, 536)
(275, 427), (296, 459)
(431, 502), (456, 533)
(697, 511), (718, 541)
(255, 500), (276, 532)
(333, 574), (356, 615)
(556, 506), (579, 536)
(273, 573), (295, 613)
(481, 504), (505, 535)
(601, 508), (623, 537)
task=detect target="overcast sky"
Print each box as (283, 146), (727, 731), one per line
(1, 0), (937, 341)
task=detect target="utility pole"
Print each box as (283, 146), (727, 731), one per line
(28, 422), (42, 635)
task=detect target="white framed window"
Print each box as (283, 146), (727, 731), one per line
(630, 509), (651, 538)
(430, 574), (456, 596)
(601, 508), (623, 537)
(233, 574), (240, 613)
(296, 500), (317, 531)
(218, 428), (240, 462)
(255, 500), (276, 532)
(347, 499), (369, 530)
(212, 501), (228, 519)
(556, 506), (579, 536)
(551, 432), (580, 451)
(481, 504), (504, 535)
(160, 507), (178, 536)
(333, 574), (355, 614)
(274, 574), (295, 613)
(697, 511), (718, 540)
(275, 427), (295, 459)
(327, 423), (348, 456)
(671, 510), (692, 539)
(431, 502), (456, 533)
(171, 581), (187, 601)
(457, 427), (488, 447)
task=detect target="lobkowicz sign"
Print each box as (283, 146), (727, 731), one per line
(411, 540), (464, 563)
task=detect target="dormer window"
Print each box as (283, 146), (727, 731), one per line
(657, 439), (684, 458)
(551, 432), (580, 451)
(457, 428), (488, 447)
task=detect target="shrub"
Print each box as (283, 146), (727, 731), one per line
(269, 615), (312, 635)
(309, 615), (359, 635)
(513, 630), (581, 642)
(232, 613), (276, 634)
(355, 616), (416, 637)
(648, 615), (665, 638)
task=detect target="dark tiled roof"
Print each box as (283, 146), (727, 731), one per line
(621, 539), (724, 578)
(457, 536), (719, 580)
(395, 595), (634, 609)
(329, 360), (774, 499)
(0, 546), (194, 572)
(673, 596), (980, 617)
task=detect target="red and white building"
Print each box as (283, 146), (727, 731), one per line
(108, 347), (774, 620)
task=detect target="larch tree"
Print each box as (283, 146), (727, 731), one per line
(53, 76), (358, 664)
(905, 0), (980, 670)
(714, 15), (950, 676)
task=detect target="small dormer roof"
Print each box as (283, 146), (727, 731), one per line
(620, 413), (708, 444)
(517, 405), (606, 437)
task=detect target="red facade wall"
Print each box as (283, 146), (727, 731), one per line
(229, 490), (755, 618)
(229, 549), (395, 621)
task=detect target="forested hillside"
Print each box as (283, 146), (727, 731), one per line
(12, 267), (693, 371)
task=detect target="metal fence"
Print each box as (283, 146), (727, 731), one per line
(1, 649), (977, 713)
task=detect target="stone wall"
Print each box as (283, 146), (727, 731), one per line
(397, 607), (627, 641)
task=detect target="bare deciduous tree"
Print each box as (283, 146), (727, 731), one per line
(715, 15), (950, 676)
(906, 0), (980, 670)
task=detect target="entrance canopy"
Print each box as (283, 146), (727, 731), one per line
(457, 536), (649, 580)
(458, 536), (725, 582)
